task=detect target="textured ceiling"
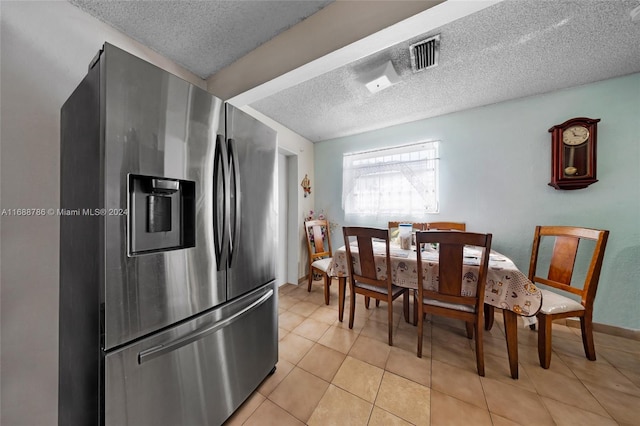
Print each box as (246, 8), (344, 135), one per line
(251, 0), (640, 142)
(68, 0), (333, 79)
(67, 0), (640, 143)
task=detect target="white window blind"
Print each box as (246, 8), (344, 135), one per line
(342, 142), (439, 218)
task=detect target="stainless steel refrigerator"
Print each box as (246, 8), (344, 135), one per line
(59, 43), (278, 426)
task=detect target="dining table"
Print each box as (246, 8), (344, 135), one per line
(328, 241), (543, 379)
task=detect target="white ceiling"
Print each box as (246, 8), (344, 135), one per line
(69, 0), (640, 142)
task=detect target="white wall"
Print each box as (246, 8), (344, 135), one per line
(314, 72), (640, 330)
(277, 152), (288, 285)
(0, 2), (206, 425)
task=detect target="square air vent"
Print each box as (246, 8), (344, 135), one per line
(410, 34), (440, 72)
(364, 61), (400, 94)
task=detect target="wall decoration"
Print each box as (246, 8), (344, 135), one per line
(548, 117), (600, 190)
(301, 174), (311, 197)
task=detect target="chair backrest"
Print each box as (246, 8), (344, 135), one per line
(304, 219), (332, 262)
(426, 222), (466, 231)
(343, 227), (391, 290)
(529, 225), (609, 309)
(415, 231), (492, 311)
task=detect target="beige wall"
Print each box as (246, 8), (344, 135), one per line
(0, 2), (205, 424)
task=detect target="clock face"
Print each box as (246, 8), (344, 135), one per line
(562, 125), (589, 146)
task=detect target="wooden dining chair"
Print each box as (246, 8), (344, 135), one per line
(410, 221), (467, 324)
(484, 225), (610, 368)
(426, 222), (466, 231)
(343, 226), (409, 346)
(304, 219), (334, 305)
(415, 231), (492, 376)
(527, 225), (609, 368)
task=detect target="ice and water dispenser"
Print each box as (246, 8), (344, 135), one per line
(129, 174), (195, 255)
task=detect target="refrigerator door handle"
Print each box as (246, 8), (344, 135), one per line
(137, 288), (274, 364)
(214, 135), (230, 271)
(228, 138), (241, 267)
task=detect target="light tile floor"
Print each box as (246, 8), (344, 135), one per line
(225, 281), (640, 426)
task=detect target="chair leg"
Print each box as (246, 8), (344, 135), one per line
(323, 274), (330, 305)
(349, 289), (356, 330)
(338, 277), (346, 322)
(403, 291), (409, 323)
(376, 299), (381, 308)
(503, 309), (519, 379)
(538, 314), (553, 369)
(387, 295), (394, 346)
(580, 314), (596, 361)
(413, 290), (418, 325)
(365, 296), (370, 309)
(465, 322), (474, 339)
(307, 267), (313, 292)
(475, 319), (485, 376)
(417, 303), (424, 358)
(484, 304), (495, 330)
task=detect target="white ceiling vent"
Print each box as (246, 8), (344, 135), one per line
(410, 34), (440, 72)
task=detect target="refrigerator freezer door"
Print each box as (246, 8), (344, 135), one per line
(101, 44), (226, 350)
(226, 105), (277, 300)
(104, 282), (278, 426)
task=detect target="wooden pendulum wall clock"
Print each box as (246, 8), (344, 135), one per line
(548, 117), (600, 190)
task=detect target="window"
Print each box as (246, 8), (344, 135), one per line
(342, 142), (439, 218)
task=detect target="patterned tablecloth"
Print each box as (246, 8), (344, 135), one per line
(329, 242), (542, 317)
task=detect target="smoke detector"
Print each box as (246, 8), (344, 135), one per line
(410, 34), (440, 72)
(364, 61), (400, 94)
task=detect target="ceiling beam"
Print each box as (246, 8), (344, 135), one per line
(208, 0), (444, 101)
(213, 0), (503, 107)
